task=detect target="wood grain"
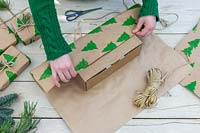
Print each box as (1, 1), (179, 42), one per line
(0, 0), (200, 132)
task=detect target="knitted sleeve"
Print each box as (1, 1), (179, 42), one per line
(28, 0), (72, 60)
(139, 0), (159, 21)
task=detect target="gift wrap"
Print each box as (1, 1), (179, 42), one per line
(10, 12), (40, 45)
(31, 4), (192, 133)
(40, 34), (191, 133)
(176, 20), (200, 97)
(31, 4), (143, 91)
(0, 19), (17, 54)
(0, 46), (31, 90)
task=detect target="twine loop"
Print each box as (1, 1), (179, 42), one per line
(134, 68), (167, 108)
(0, 57), (15, 73)
(16, 12), (34, 32)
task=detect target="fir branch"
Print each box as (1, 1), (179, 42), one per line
(0, 112), (14, 125)
(12, 102), (40, 133)
(0, 108), (14, 116)
(0, 94), (18, 107)
(0, 120), (13, 133)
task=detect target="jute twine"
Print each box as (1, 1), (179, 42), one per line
(134, 68), (168, 108)
(0, 55), (17, 73)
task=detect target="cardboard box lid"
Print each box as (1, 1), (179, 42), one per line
(69, 5), (142, 81)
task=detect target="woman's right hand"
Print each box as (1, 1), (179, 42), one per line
(50, 54), (77, 87)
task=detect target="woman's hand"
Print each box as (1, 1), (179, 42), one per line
(132, 16), (157, 37)
(50, 54), (77, 87)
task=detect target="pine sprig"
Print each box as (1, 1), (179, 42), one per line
(0, 93), (18, 107)
(12, 102), (40, 133)
(0, 120), (13, 133)
(0, 101), (40, 133)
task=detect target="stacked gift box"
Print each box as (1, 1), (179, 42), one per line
(0, 11), (40, 90)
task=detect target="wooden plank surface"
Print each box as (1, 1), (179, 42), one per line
(1, 0), (200, 132)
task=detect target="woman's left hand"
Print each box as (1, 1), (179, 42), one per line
(132, 16), (157, 37)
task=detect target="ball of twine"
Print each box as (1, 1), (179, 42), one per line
(134, 68), (167, 109)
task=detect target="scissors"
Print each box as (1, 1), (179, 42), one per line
(65, 7), (102, 21)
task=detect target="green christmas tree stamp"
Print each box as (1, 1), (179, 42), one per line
(69, 43), (76, 50)
(75, 59), (89, 71)
(82, 41), (98, 51)
(128, 4), (141, 10)
(39, 66), (52, 80)
(102, 18), (117, 26)
(0, 49), (3, 55)
(184, 81), (197, 92)
(89, 27), (102, 34)
(181, 47), (193, 57)
(102, 41), (117, 52)
(192, 23), (198, 32)
(122, 16), (137, 26)
(188, 39), (200, 49)
(3, 54), (17, 63)
(117, 32), (130, 42)
(190, 62), (195, 68)
(6, 71), (17, 82)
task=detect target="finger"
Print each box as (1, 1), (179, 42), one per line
(63, 70), (71, 80)
(136, 27), (150, 37)
(69, 66), (77, 78)
(145, 31), (152, 37)
(57, 70), (69, 83)
(51, 67), (60, 87)
(132, 19), (144, 34)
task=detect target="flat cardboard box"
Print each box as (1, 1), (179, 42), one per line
(31, 4), (142, 92)
(0, 19), (17, 54)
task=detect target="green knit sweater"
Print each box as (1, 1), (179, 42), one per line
(28, 0), (159, 60)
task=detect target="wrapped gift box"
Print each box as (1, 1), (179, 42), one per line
(31, 4), (143, 92)
(0, 19), (17, 54)
(0, 46), (31, 90)
(10, 12), (40, 45)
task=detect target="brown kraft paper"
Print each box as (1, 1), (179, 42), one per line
(175, 20), (200, 97)
(43, 34), (192, 133)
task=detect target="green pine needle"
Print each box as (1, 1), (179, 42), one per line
(0, 0), (9, 10)
(0, 94), (18, 107)
(0, 108), (14, 116)
(0, 120), (13, 133)
(0, 112), (14, 125)
(0, 101), (40, 133)
(12, 101), (40, 133)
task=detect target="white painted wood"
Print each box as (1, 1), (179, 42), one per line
(30, 119), (200, 133)
(118, 119), (200, 133)
(1, 0), (200, 132)
(0, 0), (200, 34)
(1, 82), (200, 119)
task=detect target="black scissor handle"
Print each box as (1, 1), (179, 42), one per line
(65, 10), (81, 21)
(65, 7), (102, 22)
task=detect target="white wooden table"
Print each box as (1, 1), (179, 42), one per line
(1, 0), (200, 132)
